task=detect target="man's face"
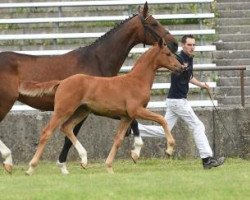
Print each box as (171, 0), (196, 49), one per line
(182, 38), (196, 57)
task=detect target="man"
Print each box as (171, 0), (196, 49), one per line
(136, 35), (225, 169)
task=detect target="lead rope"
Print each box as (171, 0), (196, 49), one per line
(206, 86), (238, 151)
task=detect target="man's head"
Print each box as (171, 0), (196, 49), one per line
(181, 34), (196, 57)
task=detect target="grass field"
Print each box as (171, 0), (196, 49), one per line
(0, 158), (249, 200)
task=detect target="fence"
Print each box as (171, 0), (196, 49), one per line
(0, 0), (227, 110)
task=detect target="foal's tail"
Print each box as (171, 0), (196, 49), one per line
(19, 80), (61, 97)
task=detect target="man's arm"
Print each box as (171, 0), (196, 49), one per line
(190, 77), (209, 89)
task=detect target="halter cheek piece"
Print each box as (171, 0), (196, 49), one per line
(139, 15), (162, 47)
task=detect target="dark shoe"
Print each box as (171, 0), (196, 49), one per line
(202, 157), (225, 169)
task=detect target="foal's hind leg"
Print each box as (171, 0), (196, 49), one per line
(105, 117), (132, 174)
(57, 118), (86, 173)
(130, 120), (144, 163)
(59, 107), (90, 175)
(134, 107), (175, 156)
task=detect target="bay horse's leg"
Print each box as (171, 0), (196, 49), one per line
(57, 118), (86, 173)
(26, 114), (64, 176)
(134, 107), (175, 156)
(59, 107), (90, 175)
(105, 117), (132, 174)
(130, 120), (144, 163)
(0, 140), (13, 173)
(0, 73), (19, 173)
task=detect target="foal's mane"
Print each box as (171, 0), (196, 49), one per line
(77, 14), (138, 51)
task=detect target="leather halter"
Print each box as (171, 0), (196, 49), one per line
(139, 15), (174, 52)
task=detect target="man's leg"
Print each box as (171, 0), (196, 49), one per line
(138, 104), (178, 137)
(174, 99), (212, 158)
(176, 99), (224, 168)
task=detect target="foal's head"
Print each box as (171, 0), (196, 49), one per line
(137, 2), (178, 54)
(155, 38), (184, 73)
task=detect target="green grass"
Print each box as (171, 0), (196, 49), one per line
(0, 158), (249, 200)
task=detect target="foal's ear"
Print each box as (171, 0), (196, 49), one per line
(137, 5), (142, 13)
(142, 1), (149, 18)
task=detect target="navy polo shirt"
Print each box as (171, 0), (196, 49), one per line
(168, 50), (193, 99)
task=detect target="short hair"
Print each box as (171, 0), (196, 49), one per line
(181, 34), (195, 44)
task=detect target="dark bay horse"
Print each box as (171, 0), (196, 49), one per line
(19, 38), (183, 175)
(0, 2), (178, 174)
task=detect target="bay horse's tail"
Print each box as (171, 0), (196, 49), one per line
(19, 80), (61, 97)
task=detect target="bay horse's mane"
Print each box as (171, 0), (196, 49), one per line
(77, 14), (138, 51)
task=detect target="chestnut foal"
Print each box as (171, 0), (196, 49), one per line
(19, 38), (183, 175)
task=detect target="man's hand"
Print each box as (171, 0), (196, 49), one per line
(201, 82), (209, 90)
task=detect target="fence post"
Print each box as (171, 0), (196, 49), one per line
(240, 70), (245, 107)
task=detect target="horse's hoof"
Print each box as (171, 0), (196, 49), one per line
(3, 163), (13, 174)
(61, 168), (69, 175)
(56, 161), (69, 175)
(131, 151), (139, 164)
(165, 148), (174, 156)
(165, 152), (171, 158)
(80, 162), (87, 169)
(25, 170), (32, 176)
(25, 167), (35, 176)
(106, 167), (114, 174)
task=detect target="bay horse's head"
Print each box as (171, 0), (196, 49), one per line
(155, 38), (184, 73)
(137, 2), (178, 54)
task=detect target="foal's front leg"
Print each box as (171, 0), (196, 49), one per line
(105, 117), (132, 174)
(134, 107), (175, 156)
(26, 115), (62, 176)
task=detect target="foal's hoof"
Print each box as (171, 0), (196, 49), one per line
(106, 166), (114, 174)
(165, 147), (174, 157)
(3, 164), (13, 174)
(165, 152), (171, 158)
(80, 162), (87, 169)
(165, 150), (174, 159)
(25, 170), (32, 176)
(25, 167), (35, 176)
(131, 151), (139, 164)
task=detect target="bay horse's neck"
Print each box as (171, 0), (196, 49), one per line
(79, 15), (142, 77)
